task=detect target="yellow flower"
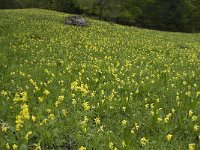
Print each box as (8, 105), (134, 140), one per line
(166, 134), (173, 141)
(34, 143), (41, 150)
(188, 143), (195, 150)
(38, 97), (44, 103)
(13, 92), (28, 102)
(1, 123), (9, 133)
(122, 141), (126, 148)
(122, 120), (127, 126)
(192, 115), (197, 121)
(48, 113), (55, 120)
(1, 90), (8, 96)
(25, 131), (32, 140)
(62, 109), (68, 117)
(72, 99), (77, 106)
(82, 102), (90, 111)
(131, 127), (135, 134)
(164, 117), (170, 123)
(171, 108), (175, 114)
(157, 117), (163, 123)
(122, 107), (126, 112)
(109, 142), (114, 149)
(12, 144), (18, 150)
(189, 110), (193, 117)
(194, 125), (199, 131)
(16, 122), (23, 131)
(94, 117), (101, 125)
(135, 123), (140, 130)
(55, 95), (64, 107)
(32, 115), (36, 122)
(20, 104), (30, 119)
(6, 143), (10, 149)
(140, 137), (149, 146)
(43, 118), (48, 124)
(58, 95), (64, 101)
(43, 89), (50, 95)
(79, 146), (86, 150)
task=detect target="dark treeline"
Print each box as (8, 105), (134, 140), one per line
(1, 0), (200, 32)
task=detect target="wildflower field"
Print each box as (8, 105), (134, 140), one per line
(0, 9), (200, 150)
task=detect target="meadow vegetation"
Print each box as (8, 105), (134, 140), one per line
(0, 9), (200, 149)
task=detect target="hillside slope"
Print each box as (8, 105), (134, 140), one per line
(0, 9), (200, 149)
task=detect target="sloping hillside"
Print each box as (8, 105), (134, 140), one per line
(0, 9), (200, 149)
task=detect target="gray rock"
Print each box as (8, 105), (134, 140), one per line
(65, 16), (87, 26)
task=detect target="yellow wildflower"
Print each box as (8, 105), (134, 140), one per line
(32, 115), (36, 122)
(109, 142), (114, 149)
(48, 113), (55, 120)
(15, 103), (30, 130)
(82, 102), (90, 111)
(94, 117), (101, 125)
(55, 95), (65, 107)
(166, 134), (173, 141)
(13, 92), (28, 102)
(122, 141), (126, 148)
(189, 110), (193, 117)
(79, 146), (86, 150)
(188, 143), (195, 150)
(122, 120), (127, 126)
(20, 104), (30, 119)
(194, 125), (199, 131)
(25, 131), (32, 140)
(157, 117), (163, 123)
(164, 117), (170, 123)
(1, 90), (8, 96)
(12, 144), (18, 150)
(140, 137), (149, 146)
(6, 143), (10, 149)
(34, 143), (41, 150)
(131, 127), (135, 134)
(43, 89), (50, 95)
(38, 97), (44, 103)
(62, 109), (68, 117)
(43, 118), (48, 124)
(1, 123), (9, 133)
(192, 115), (197, 121)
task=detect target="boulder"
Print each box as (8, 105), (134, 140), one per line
(65, 16), (87, 26)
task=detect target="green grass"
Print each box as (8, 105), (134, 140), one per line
(0, 9), (200, 150)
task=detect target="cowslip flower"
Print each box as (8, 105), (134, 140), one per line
(55, 95), (65, 107)
(192, 115), (197, 121)
(189, 110), (193, 117)
(31, 115), (36, 122)
(43, 89), (50, 95)
(82, 102), (90, 111)
(62, 109), (68, 117)
(12, 144), (18, 150)
(109, 142), (114, 149)
(140, 137), (149, 146)
(34, 143), (41, 150)
(122, 141), (126, 148)
(25, 131), (32, 140)
(79, 146), (86, 150)
(94, 117), (101, 125)
(122, 120), (127, 126)
(194, 125), (199, 131)
(166, 134), (173, 141)
(188, 143), (195, 150)
(6, 143), (10, 149)
(157, 117), (163, 123)
(1, 123), (9, 133)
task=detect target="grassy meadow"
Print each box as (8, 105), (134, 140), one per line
(0, 9), (200, 150)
